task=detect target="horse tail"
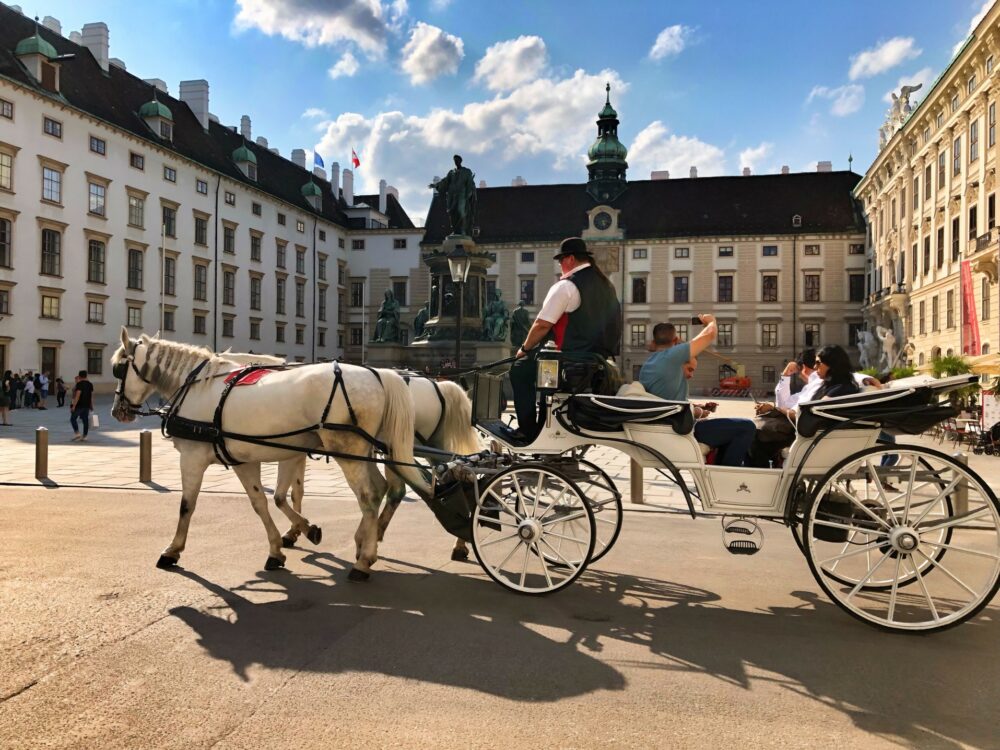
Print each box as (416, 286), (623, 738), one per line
(378, 370), (432, 499)
(436, 380), (481, 455)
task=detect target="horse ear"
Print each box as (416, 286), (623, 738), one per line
(120, 326), (130, 349)
(151, 330), (161, 340)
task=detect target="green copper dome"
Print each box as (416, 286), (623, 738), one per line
(586, 83), (629, 203)
(232, 144), (257, 164)
(139, 99), (173, 121)
(15, 32), (57, 61)
(301, 181), (322, 198)
(588, 134), (628, 162)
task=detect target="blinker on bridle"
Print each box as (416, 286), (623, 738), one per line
(114, 340), (154, 413)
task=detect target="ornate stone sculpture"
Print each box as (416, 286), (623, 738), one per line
(510, 301), (530, 350)
(412, 301), (430, 338)
(372, 289), (401, 343)
(879, 83), (923, 151)
(429, 154), (477, 237)
(877, 325), (897, 371)
(482, 288), (510, 342)
(858, 329), (879, 370)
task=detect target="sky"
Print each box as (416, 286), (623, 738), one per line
(15, 0), (997, 223)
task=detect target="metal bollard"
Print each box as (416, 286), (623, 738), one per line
(630, 459), (644, 505)
(35, 427), (48, 480)
(953, 451), (969, 516)
(139, 429), (152, 483)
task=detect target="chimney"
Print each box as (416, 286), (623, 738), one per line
(292, 149), (307, 170)
(651, 170), (670, 180)
(179, 80), (209, 130)
(387, 184), (399, 201)
(342, 168), (354, 205)
(255, 136), (268, 148)
(10, 5), (23, 13)
(69, 30), (82, 44)
(511, 175), (527, 186)
(109, 58), (126, 70)
(689, 166), (698, 178)
(208, 113), (219, 124)
(781, 165), (790, 175)
(329, 162), (340, 194)
(42, 16), (62, 35)
(479, 180), (487, 188)
(742, 167), (751, 176)
(81, 22), (110, 73)
(240, 115), (251, 140)
(269, 148), (279, 155)
(816, 160), (833, 172)
(144, 78), (168, 93)
(313, 167), (327, 181)
(379, 179), (387, 213)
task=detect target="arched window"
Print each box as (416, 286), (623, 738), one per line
(983, 343), (991, 354)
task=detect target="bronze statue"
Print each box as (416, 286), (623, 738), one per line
(429, 154), (477, 237)
(482, 288), (510, 342)
(510, 300), (530, 350)
(372, 289), (401, 343)
(413, 300), (430, 338)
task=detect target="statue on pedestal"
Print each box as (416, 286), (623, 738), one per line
(429, 154), (477, 237)
(413, 301), (430, 339)
(510, 301), (530, 350)
(482, 288), (510, 342)
(372, 289), (401, 343)
(876, 325), (897, 371)
(858, 329), (879, 370)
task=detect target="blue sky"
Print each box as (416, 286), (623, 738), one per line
(19, 0), (996, 222)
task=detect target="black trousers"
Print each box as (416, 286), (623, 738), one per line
(509, 355), (539, 433)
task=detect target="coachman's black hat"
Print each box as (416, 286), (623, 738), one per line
(553, 237), (593, 261)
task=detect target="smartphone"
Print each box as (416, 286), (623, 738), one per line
(690, 316), (701, 325)
(750, 391), (760, 404)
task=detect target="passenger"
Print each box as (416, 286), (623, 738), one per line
(774, 348), (818, 410)
(759, 345), (861, 423)
(508, 237), (621, 439)
(639, 315), (755, 466)
(749, 348), (818, 468)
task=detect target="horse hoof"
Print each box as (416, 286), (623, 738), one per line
(306, 525), (323, 545)
(156, 555), (178, 569)
(281, 534), (297, 548)
(347, 568), (370, 582)
(451, 547), (469, 561)
(264, 555), (285, 571)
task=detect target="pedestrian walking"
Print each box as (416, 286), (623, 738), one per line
(0, 370), (11, 425)
(70, 370), (94, 441)
(11, 373), (21, 409)
(56, 376), (66, 407)
(38, 372), (49, 409)
(23, 373), (35, 409)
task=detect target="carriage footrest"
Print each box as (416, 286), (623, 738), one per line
(725, 540), (760, 555)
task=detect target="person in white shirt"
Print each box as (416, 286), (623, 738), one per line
(37, 372), (49, 410)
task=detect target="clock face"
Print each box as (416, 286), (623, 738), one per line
(594, 211), (612, 230)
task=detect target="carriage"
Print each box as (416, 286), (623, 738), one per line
(425, 346), (1000, 634)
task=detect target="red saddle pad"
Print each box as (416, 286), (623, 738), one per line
(224, 369), (274, 386)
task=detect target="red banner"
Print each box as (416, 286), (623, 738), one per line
(961, 260), (981, 356)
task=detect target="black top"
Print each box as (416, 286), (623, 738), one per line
(563, 266), (621, 357)
(73, 380), (94, 411)
(816, 380), (860, 399)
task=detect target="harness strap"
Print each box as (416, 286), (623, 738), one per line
(424, 377), (448, 445)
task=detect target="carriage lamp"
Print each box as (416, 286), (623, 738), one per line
(537, 358), (560, 390)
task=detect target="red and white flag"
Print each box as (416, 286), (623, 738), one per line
(351, 149), (360, 168)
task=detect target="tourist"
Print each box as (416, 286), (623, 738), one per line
(23, 372), (35, 409)
(0, 369), (11, 425)
(70, 370), (95, 442)
(37, 371), (49, 409)
(55, 376), (67, 407)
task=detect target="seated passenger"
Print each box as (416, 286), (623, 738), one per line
(758, 344), (861, 423)
(748, 349), (818, 468)
(639, 316), (755, 466)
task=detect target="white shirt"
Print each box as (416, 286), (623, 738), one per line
(775, 370), (819, 410)
(536, 262), (589, 324)
(794, 372), (871, 416)
(39, 374), (49, 388)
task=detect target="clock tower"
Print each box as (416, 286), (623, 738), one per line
(586, 83), (629, 203)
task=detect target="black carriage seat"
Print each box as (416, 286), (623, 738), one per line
(559, 353), (623, 397)
(567, 393), (695, 434)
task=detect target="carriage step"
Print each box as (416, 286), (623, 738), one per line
(725, 540), (760, 555)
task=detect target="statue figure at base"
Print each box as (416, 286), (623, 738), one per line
(858, 329), (879, 370)
(876, 325), (897, 371)
(413, 301), (430, 339)
(372, 289), (401, 343)
(510, 300), (530, 350)
(482, 288), (510, 342)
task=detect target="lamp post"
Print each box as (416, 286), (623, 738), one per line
(447, 245), (472, 368)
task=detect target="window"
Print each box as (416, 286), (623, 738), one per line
(162, 206), (176, 238)
(318, 330), (326, 347)
(932, 295), (940, 331)
(891, 199), (896, 229)
(159, 121), (173, 141)
(632, 276), (647, 303)
(296, 282), (305, 317)
(804, 323), (820, 347)
(277, 278), (287, 314)
(352, 239), (365, 250)
(970, 121), (981, 163)
(319, 230), (327, 242)
(953, 217), (961, 262)
(990, 193), (996, 230)
(42, 166), (61, 203)
(224, 191), (236, 206)
(718, 246), (734, 257)
(913, 176), (919, 209)
(296, 220), (305, 233)
(970, 205), (978, 240)
(983, 277), (991, 321)
(990, 55), (995, 74)
(675, 324), (688, 342)
(762, 274), (778, 302)
(991, 103), (996, 148)
(277, 212), (286, 226)
(849, 274), (865, 302)
(849, 244), (865, 255)
(717, 275), (733, 303)
(251, 234), (262, 261)
(392, 280), (407, 306)
(762, 245), (778, 257)
(937, 227), (945, 268)
(87, 240), (105, 283)
(250, 320), (261, 340)
(674, 247), (689, 259)
(803, 244), (821, 257)
(127, 248), (143, 289)
(350, 281), (364, 307)
(194, 264), (207, 301)
(0, 98), (11, 119)
(88, 182), (106, 216)
(163, 165), (177, 183)
(954, 136), (962, 176)
(947, 289), (956, 329)
(250, 276), (261, 310)
(89, 135), (106, 155)
(276, 241), (286, 268)
(296, 249), (306, 274)
(222, 318), (234, 338)
(247, 163), (257, 181)
(0, 152), (11, 191)
(196, 179), (208, 195)
(194, 216), (207, 245)
(912, 243), (918, 279)
(223, 271), (235, 306)
(41, 229), (61, 276)
(164, 256), (176, 296)
(952, 93), (960, 113)
(128, 195), (144, 227)
(87, 348), (103, 375)
(87, 301), (104, 323)
(338, 237), (345, 249)
(919, 300), (926, 334)
(924, 236), (931, 275)
(318, 288), (327, 321)
(717, 322), (733, 347)
(277, 324), (287, 343)
(486, 279), (497, 300)
(938, 151), (946, 189)
(223, 225), (235, 254)
(318, 256), (327, 280)
(520, 251), (535, 263)
(969, 74), (978, 94)
(43, 117), (61, 138)
(41, 294), (59, 319)
(350, 327), (362, 346)
(804, 274), (820, 302)
(163, 310), (175, 332)
(761, 323), (778, 348)
(127, 305), (142, 328)
(0, 218), (10, 267)
(632, 248), (648, 259)
(630, 323), (647, 347)
(901, 188), (906, 219)
(252, 202), (262, 217)
(673, 276), (689, 303)
(520, 279), (535, 304)
(762, 366), (776, 385)
(130, 152), (144, 170)
(193, 314), (206, 335)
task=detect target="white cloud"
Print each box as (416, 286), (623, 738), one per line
(882, 66), (934, 103)
(807, 84), (865, 117)
(848, 37), (921, 80)
(473, 36), (548, 91)
(328, 51), (360, 79)
(628, 121), (726, 178)
(739, 142), (774, 173)
(400, 22), (464, 85)
(648, 24), (693, 60)
(302, 107), (329, 119)
(233, 0), (400, 58)
(954, 0), (994, 55)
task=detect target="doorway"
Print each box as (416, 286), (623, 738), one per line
(41, 346), (58, 380)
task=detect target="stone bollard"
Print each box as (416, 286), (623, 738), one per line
(139, 429), (152, 483)
(630, 459), (644, 505)
(953, 451), (969, 516)
(35, 426), (48, 480)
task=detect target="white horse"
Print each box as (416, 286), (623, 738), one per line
(110, 328), (430, 580)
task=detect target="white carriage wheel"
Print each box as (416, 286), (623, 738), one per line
(471, 464), (596, 595)
(575, 458), (624, 563)
(804, 445), (1000, 633)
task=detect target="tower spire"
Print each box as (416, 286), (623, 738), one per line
(587, 85), (628, 202)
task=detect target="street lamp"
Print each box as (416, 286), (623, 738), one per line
(447, 245), (472, 368)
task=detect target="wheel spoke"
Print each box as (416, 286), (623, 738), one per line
(478, 531), (521, 549)
(913, 549), (979, 598)
(533, 542), (554, 588)
(887, 554), (903, 623)
(845, 553), (892, 601)
(542, 510), (588, 526)
(901, 458), (918, 525)
(818, 538), (886, 567)
(907, 555), (941, 622)
(539, 537), (582, 571)
(532, 471), (543, 519)
(866, 460), (899, 525)
(911, 475), (963, 527)
(512, 474), (528, 516)
(536, 488), (570, 522)
(484, 487), (523, 521)
(813, 517), (886, 535)
(544, 529), (591, 546)
(919, 505), (993, 533)
(492, 538), (523, 576)
(919, 540), (1000, 561)
(519, 544), (530, 588)
(837, 487), (894, 531)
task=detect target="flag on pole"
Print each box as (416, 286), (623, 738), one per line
(313, 151), (325, 169)
(352, 148), (361, 168)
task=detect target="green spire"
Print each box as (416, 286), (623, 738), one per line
(139, 89), (173, 121)
(598, 82), (617, 119)
(15, 19), (57, 61)
(232, 144), (257, 164)
(301, 181), (322, 198)
(586, 82), (629, 203)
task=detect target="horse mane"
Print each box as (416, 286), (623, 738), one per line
(139, 335), (243, 392)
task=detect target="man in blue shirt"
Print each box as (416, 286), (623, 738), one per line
(639, 316), (755, 466)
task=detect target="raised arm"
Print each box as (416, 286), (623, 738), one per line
(688, 314), (718, 358)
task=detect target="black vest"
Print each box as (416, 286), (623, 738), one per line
(563, 265), (622, 357)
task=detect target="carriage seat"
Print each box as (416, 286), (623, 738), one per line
(567, 382), (695, 435)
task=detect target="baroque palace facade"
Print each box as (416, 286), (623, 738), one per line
(857, 2), (1000, 366)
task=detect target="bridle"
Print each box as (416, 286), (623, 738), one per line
(113, 339), (155, 415)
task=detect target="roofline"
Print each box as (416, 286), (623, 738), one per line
(472, 170), (860, 192)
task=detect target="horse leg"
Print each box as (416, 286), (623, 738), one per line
(336, 455), (387, 581)
(276, 457), (319, 547)
(451, 538), (470, 561)
(377, 467), (408, 542)
(232, 462), (287, 571)
(158, 448), (210, 569)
